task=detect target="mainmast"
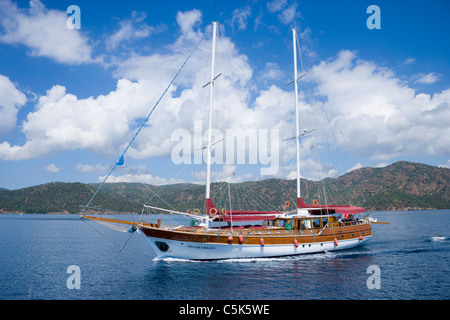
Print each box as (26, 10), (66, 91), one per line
(205, 21), (218, 210)
(292, 28), (301, 213)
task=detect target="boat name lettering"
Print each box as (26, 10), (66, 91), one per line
(187, 245), (216, 250)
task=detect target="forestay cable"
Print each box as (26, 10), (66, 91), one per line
(85, 25), (212, 208)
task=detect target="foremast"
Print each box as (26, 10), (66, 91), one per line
(205, 21), (219, 221)
(292, 28), (309, 215)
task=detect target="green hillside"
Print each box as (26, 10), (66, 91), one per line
(0, 161), (449, 214)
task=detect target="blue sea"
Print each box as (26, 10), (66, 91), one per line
(0, 210), (449, 301)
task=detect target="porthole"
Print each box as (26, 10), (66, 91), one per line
(155, 241), (171, 252)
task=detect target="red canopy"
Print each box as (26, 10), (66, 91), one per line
(297, 197), (366, 214)
(206, 198), (280, 221)
(217, 210), (279, 222)
(313, 205), (366, 215)
(204, 198), (365, 222)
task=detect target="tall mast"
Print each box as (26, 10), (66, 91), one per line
(292, 28), (301, 211)
(205, 21), (218, 202)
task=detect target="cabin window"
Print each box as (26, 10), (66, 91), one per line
(312, 218), (320, 229)
(302, 219), (311, 229)
(321, 218), (328, 227)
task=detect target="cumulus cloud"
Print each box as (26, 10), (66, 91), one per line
(1, 7), (449, 185)
(0, 9), (259, 164)
(0, 78), (156, 160)
(311, 50), (450, 160)
(103, 173), (183, 185)
(175, 8), (202, 40)
(45, 163), (60, 173)
(0, 0), (98, 65)
(347, 162), (363, 173)
(0, 74), (27, 137)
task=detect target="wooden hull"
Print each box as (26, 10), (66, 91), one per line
(138, 223), (372, 260)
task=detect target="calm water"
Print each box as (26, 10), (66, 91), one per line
(0, 210), (449, 300)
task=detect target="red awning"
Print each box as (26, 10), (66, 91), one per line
(297, 197), (366, 215)
(218, 214), (278, 222)
(321, 205), (366, 215)
(213, 209), (280, 222)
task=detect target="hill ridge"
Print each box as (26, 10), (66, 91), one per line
(0, 161), (449, 213)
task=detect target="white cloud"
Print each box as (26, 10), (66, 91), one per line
(277, 3), (299, 25)
(103, 173), (183, 185)
(260, 62), (283, 81)
(45, 163), (60, 173)
(76, 163), (109, 173)
(0, 10), (257, 163)
(230, 6), (252, 30)
(267, 0), (288, 13)
(413, 72), (440, 84)
(2, 8), (449, 186)
(347, 162), (363, 173)
(266, 0), (300, 25)
(402, 57), (415, 65)
(175, 8), (202, 40)
(286, 158), (338, 181)
(311, 50), (450, 161)
(0, 74), (27, 137)
(438, 160), (450, 169)
(105, 11), (166, 50)
(0, 79), (154, 160)
(191, 165), (243, 184)
(0, 0), (98, 65)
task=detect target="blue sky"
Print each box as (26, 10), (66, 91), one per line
(0, 0), (449, 190)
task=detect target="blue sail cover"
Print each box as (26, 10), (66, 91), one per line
(116, 154), (125, 166)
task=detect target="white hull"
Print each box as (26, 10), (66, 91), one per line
(139, 232), (372, 260)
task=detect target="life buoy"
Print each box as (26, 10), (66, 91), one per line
(209, 207), (218, 215)
(221, 209), (226, 216)
(284, 201), (290, 207)
(313, 199), (319, 206)
(193, 208), (201, 215)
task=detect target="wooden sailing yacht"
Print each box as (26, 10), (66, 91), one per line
(82, 22), (375, 260)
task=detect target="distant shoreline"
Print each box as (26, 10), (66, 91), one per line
(1, 208), (448, 215)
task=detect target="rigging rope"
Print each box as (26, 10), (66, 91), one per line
(85, 25), (212, 209)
